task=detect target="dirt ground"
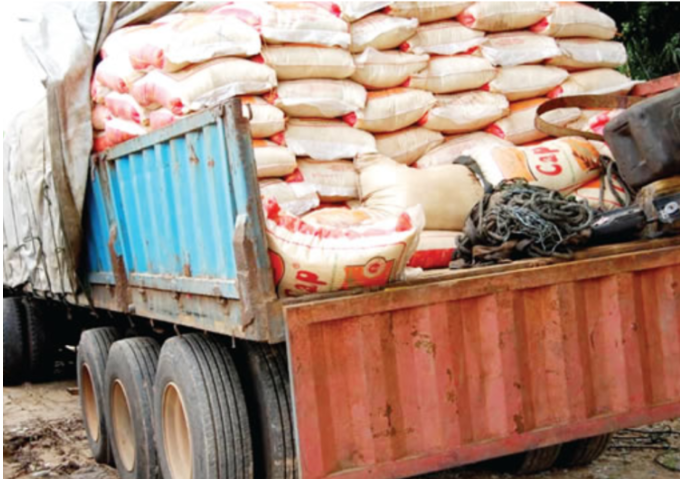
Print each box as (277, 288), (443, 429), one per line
(3, 379), (679, 479)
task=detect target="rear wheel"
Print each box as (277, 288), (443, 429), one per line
(154, 334), (253, 479)
(555, 434), (612, 468)
(24, 299), (56, 382)
(3, 297), (27, 386)
(77, 327), (121, 464)
(235, 342), (298, 479)
(105, 337), (161, 479)
(490, 444), (563, 475)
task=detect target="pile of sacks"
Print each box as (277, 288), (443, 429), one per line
(90, 1), (634, 297)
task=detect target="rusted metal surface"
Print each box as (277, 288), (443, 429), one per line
(285, 245), (680, 479)
(631, 72), (680, 97)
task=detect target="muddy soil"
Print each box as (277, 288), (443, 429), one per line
(3, 381), (679, 478)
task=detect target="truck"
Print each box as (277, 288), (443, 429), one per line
(4, 84), (680, 479)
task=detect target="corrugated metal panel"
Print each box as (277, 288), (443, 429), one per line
(285, 247), (680, 479)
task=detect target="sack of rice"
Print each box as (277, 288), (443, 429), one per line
(278, 119), (376, 160)
(264, 197), (423, 297)
(351, 48), (429, 89)
(407, 231), (463, 269)
(131, 58), (277, 114)
(349, 14), (418, 53)
(385, 2), (472, 24)
(458, 2), (556, 32)
(419, 91), (509, 134)
(252, 140), (297, 178)
(288, 159), (359, 201)
(566, 109), (606, 131)
(547, 39), (628, 70)
(105, 92), (148, 125)
(572, 174), (627, 211)
(91, 80), (112, 105)
(340, 1), (391, 22)
(547, 69), (636, 98)
(128, 14), (261, 72)
(241, 96), (286, 138)
(406, 55), (496, 93)
(93, 131), (112, 153)
(105, 118), (149, 147)
(485, 98), (581, 145)
(480, 32), (561, 67)
(345, 88), (435, 133)
(375, 127), (444, 165)
(485, 65), (568, 101)
(92, 104), (111, 131)
(415, 132), (513, 169)
(257, 45), (355, 80)
(302, 207), (384, 227)
(583, 109), (624, 136)
(260, 2), (350, 48)
(94, 56), (144, 94)
(101, 24), (165, 59)
(400, 21), (485, 56)
(266, 79), (366, 118)
(148, 109), (178, 131)
(467, 137), (602, 193)
(530, 3), (617, 40)
(259, 179), (320, 216)
(359, 154), (484, 230)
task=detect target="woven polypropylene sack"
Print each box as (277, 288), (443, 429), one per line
(419, 91), (509, 135)
(349, 14), (418, 53)
(351, 48), (429, 89)
(480, 32), (561, 67)
(547, 40), (628, 70)
(486, 65), (568, 101)
(407, 230), (463, 269)
(345, 88), (435, 133)
(259, 179), (320, 216)
(267, 79), (366, 118)
(458, 2), (556, 32)
(415, 131), (513, 169)
(253, 140), (297, 178)
(105, 92), (148, 125)
(572, 174), (627, 211)
(260, 3), (351, 48)
(386, 2), (472, 24)
(288, 159), (359, 201)
(92, 104), (111, 131)
(375, 127), (444, 165)
(241, 96), (286, 139)
(548, 68), (636, 97)
(531, 3), (617, 40)
(94, 56), (143, 94)
(339, 1), (391, 22)
(279, 119), (376, 160)
(105, 118), (149, 147)
(407, 55), (496, 94)
(401, 20), (485, 56)
(259, 45), (355, 80)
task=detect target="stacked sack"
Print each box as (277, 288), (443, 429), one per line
(89, 2), (634, 297)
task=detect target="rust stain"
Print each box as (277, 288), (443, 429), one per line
(514, 414), (525, 434)
(189, 144), (200, 165)
(183, 263), (193, 277)
(207, 157), (216, 168)
(413, 332), (437, 357)
(446, 391), (457, 404)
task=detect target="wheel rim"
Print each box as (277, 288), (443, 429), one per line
(81, 364), (100, 442)
(163, 382), (193, 479)
(111, 379), (136, 472)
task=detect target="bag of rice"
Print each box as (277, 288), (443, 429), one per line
(277, 119), (376, 160)
(288, 159), (359, 201)
(480, 32), (561, 67)
(415, 132), (513, 169)
(257, 45), (355, 80)
(266, 79), (366, 118)
(94, 56), (144, 94)
(485, 65), (568, 101)
(566, 109), (607, 131)
(105, 118), (149, 147)
(259, 179), (320, 216)
(530, 3), (617, 40)
(351, 48), (429, 89)
(547, 39), (628, 70)
(466, 137), (602, 193)
(400, 20), (485, 56)
(264, 197), (423, 297)
(302, 207), (385, 227)
(344, 88), (435, 133)
(105, 92), (149, 125)
(252, 140), (297, 178)
(93, 131), (111, 153)
(131, 58), (277, 114)
(349, 14), (419, 53)
(406, 55), (497, 93)
(419, 91), (509, 134)
(148, 109), (179, 131)
(485, 98), (581, 145)
(128, 14), (261, 72)
(547, 69), (636, 98)
(375, 127), (444, 165)
(572, 174), (627, 211)
(240, 96), (287, 139)
(584, 109), (624, 136)
(260, 2), (350, 48)
(359, 154), (484, 230)
(458, 2), (556, 32)
(92, 104), (111, 131)
(407, 230), (463, 269)
(91, 80), (112, 105)
(340, 1), (391, 22)
(385, 2), (472, 24)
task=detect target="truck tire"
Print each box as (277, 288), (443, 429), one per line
(24, 299), (56, 382)
(490, 444), (562, 475)
(78, 327), (121, 465)
(555, 434), (612, 468)
(154, 334), (253, 479)
(3, 297), (27, 386)
(105, 337), (161, 479)
(235, 342), (298, 479)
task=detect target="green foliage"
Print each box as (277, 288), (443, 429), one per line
(591, 2), (680, 80)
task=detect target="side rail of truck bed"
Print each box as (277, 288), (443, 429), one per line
(284, 240), (680, 479)
(81, 100), (284, 342)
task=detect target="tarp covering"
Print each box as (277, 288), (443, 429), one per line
(2, 2), (186, 293)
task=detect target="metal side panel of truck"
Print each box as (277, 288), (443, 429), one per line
(76, 98), (680, 479)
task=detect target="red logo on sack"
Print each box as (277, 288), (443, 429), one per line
(341, 257), (394, 290)
(269, 251), (285, 288)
